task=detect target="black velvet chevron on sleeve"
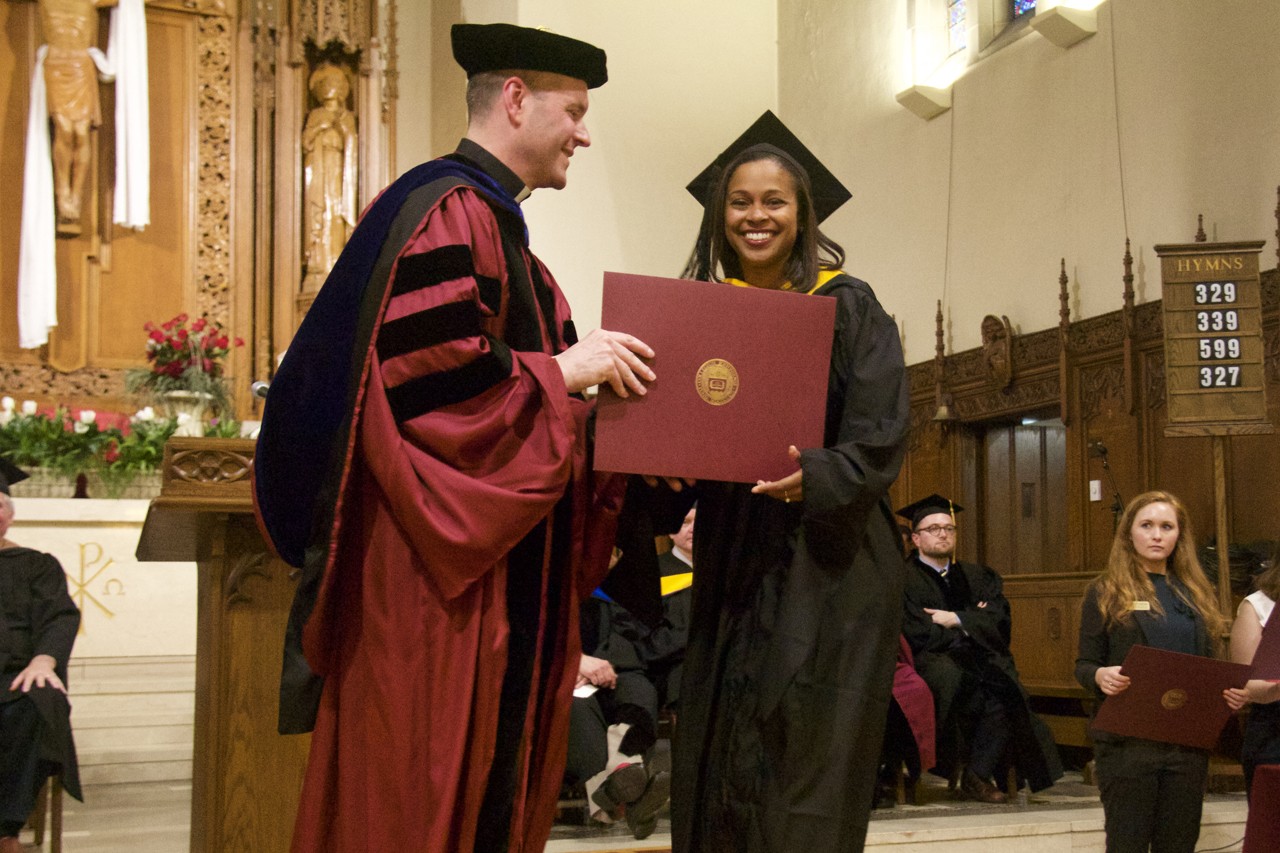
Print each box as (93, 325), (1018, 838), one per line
(384, 343), (514, 423)
(390, 245), (502, 313)
(376, 301), (484, 361)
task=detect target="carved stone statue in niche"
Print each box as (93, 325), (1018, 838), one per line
(981, 314), (1014, 390)
(301, 62), (358, 290)
(39, 0), (114, 228)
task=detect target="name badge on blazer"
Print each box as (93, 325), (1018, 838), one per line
(1131, 600), (1151, 611)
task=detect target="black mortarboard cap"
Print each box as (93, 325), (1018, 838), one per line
(685, 110), (852, 223)
(0, 458), (29, 496)
(896, 493), (964, 529)
(451, 23), (608, 89)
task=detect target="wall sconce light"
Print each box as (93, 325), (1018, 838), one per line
(1030, 5), (1097, 48)
(895, 84), (952, 121)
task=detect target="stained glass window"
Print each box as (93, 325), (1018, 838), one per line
(948, 0), (967, 55)
(1012, 0), (1037, 17)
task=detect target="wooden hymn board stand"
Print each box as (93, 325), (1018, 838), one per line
(1156, 240), (1272, 614)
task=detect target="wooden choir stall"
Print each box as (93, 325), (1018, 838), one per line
(891, 217), (1280, 765)
(136, 437), (307, 853)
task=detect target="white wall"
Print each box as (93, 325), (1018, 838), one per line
(396, 1), (1280, 365)
(781, 0), (1280, 362)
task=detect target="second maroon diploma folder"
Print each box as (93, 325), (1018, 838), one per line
(1090, 644), (1249, 749)
(593, 272), (836, 483)
(1248, 610), (1280, 680)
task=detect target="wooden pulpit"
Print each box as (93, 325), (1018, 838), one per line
(136, 437), (308, 853)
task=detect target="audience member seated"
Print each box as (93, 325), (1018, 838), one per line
(876, 636), (937, 808)
(0, 461), (82, 853)
(632, 506), (695, 718)
(563, 551), (671, 840)
(898, 494), (1062, 804)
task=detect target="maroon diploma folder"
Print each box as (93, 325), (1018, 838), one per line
(593, 272), (836, 483)
(1248, 610), (1280, 680)
(1090, 645), (1249, 749)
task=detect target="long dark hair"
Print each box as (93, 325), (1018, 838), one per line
(680, 145), (845, 291)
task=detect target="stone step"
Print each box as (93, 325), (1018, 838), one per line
(78, 757), (193, 786)
(69, 689), (194, 719)
(67, 654), (196, 685)
(56, 655), (198, 786)
(71, 708), (193, 731)
(72, 677), (195, 696)
(78, 741), (191, 764)
(75, 721), (193, 750)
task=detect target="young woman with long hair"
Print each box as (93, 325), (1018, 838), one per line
(1076, 490), (1243, 852)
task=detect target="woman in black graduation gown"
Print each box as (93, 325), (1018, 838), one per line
(670, 112), (909, 853)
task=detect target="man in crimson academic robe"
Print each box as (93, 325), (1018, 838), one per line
(252, 23), (657, 853)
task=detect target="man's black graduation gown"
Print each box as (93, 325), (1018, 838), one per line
(1, 545), (82, 825)
(670, 275), (909, 853)
(902, 555), (1062, 791)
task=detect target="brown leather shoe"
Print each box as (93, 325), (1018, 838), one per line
(960, 769), (1007, 804)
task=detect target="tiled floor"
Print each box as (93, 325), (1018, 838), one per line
(18, 772), (1248, 852)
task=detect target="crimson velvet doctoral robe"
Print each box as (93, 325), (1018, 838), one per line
(268, 142), (619, 853)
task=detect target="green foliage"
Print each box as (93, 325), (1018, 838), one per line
(0, 401), (184, 497)
(126, 363), (233, 414)
(0, 407), (112, 478)
(203, 417), (243, 439)
(95, 414), (179, 497)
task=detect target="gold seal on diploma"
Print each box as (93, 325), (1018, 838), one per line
(1161, 689), (1188, 710)
(695, 358), (739, 406)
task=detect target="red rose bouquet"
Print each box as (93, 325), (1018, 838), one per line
(126, 313), (245, 411)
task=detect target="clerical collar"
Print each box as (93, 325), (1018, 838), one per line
(670, 546), (693, 568)
(455, 138), (531, 203)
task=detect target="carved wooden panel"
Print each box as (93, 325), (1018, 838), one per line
(1004, 572), (1095, 696)
(0, 3), (237, 414)
(982, 423), (1067, 574)
(97, 10), (198, 364)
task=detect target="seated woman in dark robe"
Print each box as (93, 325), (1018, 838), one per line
(0, 462), (82, 853)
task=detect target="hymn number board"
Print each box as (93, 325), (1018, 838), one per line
(1156, 241), (1271, 436)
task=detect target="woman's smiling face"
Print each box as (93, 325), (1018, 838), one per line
(723, 158), (798, 288)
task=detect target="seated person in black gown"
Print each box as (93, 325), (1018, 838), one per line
(563, 550), (671, 840)
(899, 494), (1061, 804)
(0, 461), (82, 853)
(635, 506), (694, 717)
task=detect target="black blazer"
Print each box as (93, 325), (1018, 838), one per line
(1075, 582), (1213, 742)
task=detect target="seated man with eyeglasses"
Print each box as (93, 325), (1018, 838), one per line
(898, 494), (1061, 804)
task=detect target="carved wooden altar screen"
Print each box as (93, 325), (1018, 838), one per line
(0, 0), (397, 419)
(136, 437), (308, 853)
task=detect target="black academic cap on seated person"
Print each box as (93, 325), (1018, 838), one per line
(685, 110), (852, 223)
(451, 23), (608, 89)
(896, 493), (964, 529)
(0, 457), (29, 496)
